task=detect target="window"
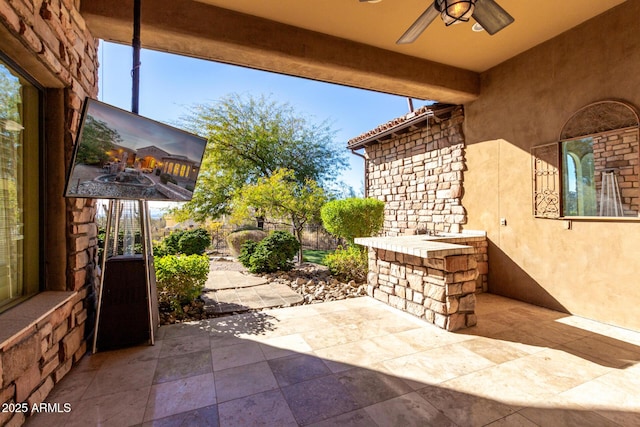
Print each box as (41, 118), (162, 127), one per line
(533, 101), (640, 219)
(0, 58), (41, 311)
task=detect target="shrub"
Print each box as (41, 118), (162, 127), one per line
(323, 245), (368, 283)
(177, 228), (211, 255)
(155, 254), (210, 312)
(321, 198), (385, 245)
(157, 228), (211, 256)
(226, 229), (268, 256)
(238, 230), (300, 273)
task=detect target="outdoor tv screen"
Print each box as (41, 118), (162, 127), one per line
(64, 98), (207, 201)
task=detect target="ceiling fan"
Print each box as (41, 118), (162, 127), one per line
(362, 0), (514, 44)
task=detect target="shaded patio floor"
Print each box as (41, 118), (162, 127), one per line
(26, 294), (640, 426)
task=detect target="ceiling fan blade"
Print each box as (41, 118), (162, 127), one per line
(396, 3), (439, 45)
(472, 0), (514, 35)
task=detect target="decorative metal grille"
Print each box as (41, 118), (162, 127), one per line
(532, 143), (560, 218)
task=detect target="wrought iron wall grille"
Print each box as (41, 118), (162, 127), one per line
(532, 143), (560, 218)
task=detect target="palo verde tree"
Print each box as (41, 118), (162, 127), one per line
(173, 93), (347, 221)
(231, 168), (327, 264)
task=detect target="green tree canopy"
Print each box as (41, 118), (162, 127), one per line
(231, 168), (327, 263)
(173, 93), (347, 220)
(75, 116), (122, 165)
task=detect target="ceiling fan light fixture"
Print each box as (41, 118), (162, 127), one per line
(436, 0), (476, 26)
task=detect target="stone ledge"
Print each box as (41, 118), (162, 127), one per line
(355, 234), (481, 258)
(0, 292), (75, 351)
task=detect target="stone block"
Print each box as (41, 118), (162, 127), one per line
(406, 301), (426, 317)
(394, 285), (406, 299)
(74, 340), (87, 363)
(446, 313), (467, 332)
(367, 271), (379, 286)
(434, 313), (448, 329)
(53, 358), (72, 383)
(373, 289), (389, 303)
(428, 299), (447, 315)
(405, 254), (422, 266)
(15, 364), (41, 403)
(466, 314), (478, 327)
(459, 294), (476, 312)
(74, 309), (88, 327)
(454, 270), (478, 283)
(407, 274), (423, 292)
(422, 258), (444, 270)
(379, 284), (394, 295)
(426, 284), (445, 302)
(446, 297), (459, 314)
(462, 280), (476, 294)
(423, 275), (445, 286)
(0, 382), (14, 407)
(427, 268), (445, 279)
(27, 376), (55, 409)
(2, 335), (41, 385)
(425, 309), (435, 324)
(61, 326), (84, 361)
(444, 255), (468, 273)
(53, 321), (69, 344)
(412, 292), (424, 305)
(389, 295), (406, 310)
(446, 283), (462, 296)
(477, 262), (489, 275)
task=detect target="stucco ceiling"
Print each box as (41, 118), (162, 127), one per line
(80, 0), (627, 103)
(194, 0), (625, 72)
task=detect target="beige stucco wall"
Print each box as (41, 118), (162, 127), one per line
(463, 1), (640, 330)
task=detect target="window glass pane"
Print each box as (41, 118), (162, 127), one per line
(0, 60), (39, 309)
(562, 132), (640, 217)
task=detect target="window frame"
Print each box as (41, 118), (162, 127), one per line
(532, 100), (640, 221)
(0, 51), (44, 313)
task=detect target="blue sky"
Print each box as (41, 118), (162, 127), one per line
(97, 41), (432, 196)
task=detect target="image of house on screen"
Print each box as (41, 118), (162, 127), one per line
(64, 98), (207, 201)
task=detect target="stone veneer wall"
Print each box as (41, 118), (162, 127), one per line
(362, 106), (488, 292)
(0, 0), (98, 425)
(364, 107), (466, 236)
(592, 128), (639, 215)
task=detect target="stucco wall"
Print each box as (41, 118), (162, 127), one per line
(463, 1), (640, 330)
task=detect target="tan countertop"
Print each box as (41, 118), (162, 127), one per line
(354, 231), (486, 259)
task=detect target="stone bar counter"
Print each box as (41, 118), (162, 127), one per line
(355, 231), (487, 331)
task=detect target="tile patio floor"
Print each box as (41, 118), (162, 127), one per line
(26, 293), (640, 426)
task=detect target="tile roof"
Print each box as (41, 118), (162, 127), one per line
(347, 103), (457, 149)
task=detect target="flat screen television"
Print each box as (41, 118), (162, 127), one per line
(64, 98), (207, 201)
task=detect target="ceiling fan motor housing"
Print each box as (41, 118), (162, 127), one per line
(435, 0), (476, 26)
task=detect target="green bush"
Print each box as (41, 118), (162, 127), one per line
(323, 245), (368, 282)
(156, 228), (211, 256)
(177, 228), (211, 255)
(226, 229), (268, 256)
(238, 230), (300, 273)
(155, 254), (210, 312)
(321, 198), (385, 245)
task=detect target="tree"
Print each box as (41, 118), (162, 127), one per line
(231, 168), (327, 263)
(173, 93), (347, 220)
(75, 116), (122, 165)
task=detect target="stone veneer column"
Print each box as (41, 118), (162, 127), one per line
(0, 0), (99, 425)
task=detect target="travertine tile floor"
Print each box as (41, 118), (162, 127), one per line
(26, 294), (640, 426)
